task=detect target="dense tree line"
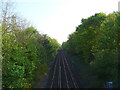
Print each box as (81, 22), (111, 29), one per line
(1, 1), (60, 88)
(62, 12), (120, 87)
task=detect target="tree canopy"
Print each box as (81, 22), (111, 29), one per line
(62, 12), (120, 87)
(1, 1), (60, 88)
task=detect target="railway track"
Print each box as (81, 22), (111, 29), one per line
(46, 50), (79, 88)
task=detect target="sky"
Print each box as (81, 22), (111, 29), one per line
(14, 0), (119, 44)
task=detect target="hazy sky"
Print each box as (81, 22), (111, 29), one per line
(14, 0), (119, 44)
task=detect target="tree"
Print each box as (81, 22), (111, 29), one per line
(91, 12), (119, 86)
(1, 1), (60, 88)
(62, 12), (119, 87)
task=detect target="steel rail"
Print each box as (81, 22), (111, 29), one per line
(59, 66), (61, 89)
(50, 53), (59, 88)
(62, 52), (79, 88)
(58, 54), (61, 89)
(61, 52), (69, 88)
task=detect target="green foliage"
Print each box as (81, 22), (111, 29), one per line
(46, 36), (60, 58)
(91, 12), (119, 84)
(62, 12), (119, 87)
(2, 16), (60, 88)
(63, 13), (106, 62)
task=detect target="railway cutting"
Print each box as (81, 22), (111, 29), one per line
(46, 50), (79, 88)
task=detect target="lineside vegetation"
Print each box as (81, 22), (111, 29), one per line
(62, 12), (120, 87)
(1, 1), (60, 88)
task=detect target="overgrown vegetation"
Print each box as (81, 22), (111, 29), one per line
(1, 1), (60, 88)
(62, 12), (120, 87)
